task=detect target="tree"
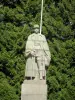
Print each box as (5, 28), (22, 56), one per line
(0, 0), (75, 100)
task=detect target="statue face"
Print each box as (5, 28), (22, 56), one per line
(34, 28), (39, 33)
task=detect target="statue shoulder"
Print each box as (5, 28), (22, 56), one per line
(41, 34), (46, 38)
(39, 34), (46, 41)
(28, 33), (35, 40)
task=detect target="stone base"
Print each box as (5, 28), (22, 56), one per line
(21, 80), (47, 100)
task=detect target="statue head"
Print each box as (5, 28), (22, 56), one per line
(33, 24), (40, 33)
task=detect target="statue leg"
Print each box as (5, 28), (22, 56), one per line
(34, 62), (39, 80)
(40, 70), (43, 80)
(37, 59), (45, 80)
(34, 70), (39, 80)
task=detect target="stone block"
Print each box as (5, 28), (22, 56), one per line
(21, 80), (47, 100)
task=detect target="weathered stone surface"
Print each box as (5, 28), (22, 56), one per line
(25, 24), (51, 80)
(21, 80), (47, 100)
(21, 24), (50, 100)
(23, 80), (46, 84)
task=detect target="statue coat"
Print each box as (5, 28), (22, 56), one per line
(25, 33), (51, 77)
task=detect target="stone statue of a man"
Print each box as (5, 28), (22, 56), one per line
(25, 24), (51, 80)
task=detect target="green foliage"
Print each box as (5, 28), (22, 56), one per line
(0, 72), (19, 100)
(0, 0), (75, 100)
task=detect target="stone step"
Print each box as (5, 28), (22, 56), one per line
(21, 83), (47, 95)
(23, 80), (46, 84)
(21, 80), (47, 100)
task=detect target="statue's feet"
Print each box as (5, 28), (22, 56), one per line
(40, 76), (45, 80)
(34, 77), (39, 80)
(40, 78), (43, 80)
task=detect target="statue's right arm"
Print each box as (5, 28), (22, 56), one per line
(25, 35), (35, 57)
(25, 40), (31, 57)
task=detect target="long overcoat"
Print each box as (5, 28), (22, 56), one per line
(25, 33), (51, 77)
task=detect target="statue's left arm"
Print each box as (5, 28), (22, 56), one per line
(42, 35), (51, 66)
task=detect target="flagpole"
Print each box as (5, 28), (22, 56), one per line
(40, 0), (43, 34)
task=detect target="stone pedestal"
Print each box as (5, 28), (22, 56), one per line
(21, 80), (47, 100)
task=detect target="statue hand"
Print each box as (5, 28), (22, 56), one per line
(31, 50), (36, 56)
